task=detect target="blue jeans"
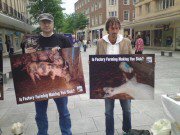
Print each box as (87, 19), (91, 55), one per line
(35, 97), (72, 135)
(105, 99), (131, 135)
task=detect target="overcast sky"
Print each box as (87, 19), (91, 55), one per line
(61, 0), (78, 14)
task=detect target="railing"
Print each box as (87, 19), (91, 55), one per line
(0, 2), (31, 25)
(3, 3), (8, 13)
(14, 9), (17, 18)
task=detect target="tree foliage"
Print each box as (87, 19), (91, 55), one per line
(62, 13), (89, 34)
(28, 0), (64, 31)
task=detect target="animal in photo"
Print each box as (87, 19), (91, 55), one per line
(103, 62), (154, 99)
(26, 62), (71, 84)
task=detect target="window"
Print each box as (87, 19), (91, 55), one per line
(99, 14), (103, 24)
(95, 16), (98, 25)
(124, 10), (129, 21)
(95, 3), (98, 10)
(139, 6), (142, 15)
(86, 8), (90, 14)
(109, 0), (116, 5)
(91, 5), (94, 11)
(109, 11), (117, 17)
(158, 0), (174, 10)
(133, 0), (136, 5)
(91, 17), (94, 26)
(133, 10), (135, 19)
(87, 18), (90, 25)
(146, 3), (150, 13)
(99, 1), (102, 8)
(169, 0), (174, 6)
(124, 0), (130, 5)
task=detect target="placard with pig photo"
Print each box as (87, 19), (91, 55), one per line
(89, 54), (155, 100)
(0, 52), (3, 100)
(10, 47), (86, 104)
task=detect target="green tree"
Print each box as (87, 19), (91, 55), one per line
(62, 13), (89, 34)
(29, 0), (64, 32)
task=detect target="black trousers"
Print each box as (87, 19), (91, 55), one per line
(135, 51), (143, 54)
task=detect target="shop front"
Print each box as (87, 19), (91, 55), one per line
(133, 21), (179, 50)
(0, 28), (24, 55)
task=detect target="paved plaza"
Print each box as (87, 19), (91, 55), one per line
(0, 46), (180, 135)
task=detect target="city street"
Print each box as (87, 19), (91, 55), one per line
(0, 46), (180, 135)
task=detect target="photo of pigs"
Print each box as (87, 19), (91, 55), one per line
(89, 54), (155, 100)
(10, 47), (85, 104)
(0, 52), (3, 100)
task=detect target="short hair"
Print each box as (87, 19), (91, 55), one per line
(105, 17), (121, 31)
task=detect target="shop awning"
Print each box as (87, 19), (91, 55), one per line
(0, 13), (36, 33)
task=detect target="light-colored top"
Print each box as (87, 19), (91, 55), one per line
(83, 40), (87, 45)
(96, 34), (132, 55)
(102, 34), (122, 54)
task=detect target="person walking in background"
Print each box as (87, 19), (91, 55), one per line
(96, 17), (132, 135)
(5, 36), (14, 56)
(5, 36), (10, 53)
(127, 35), (135, 48)
(166, 36), (172, 46)
(83, 38), (87, 52)
(87, 39), (91, 47)
(135, 34), (144, 54)
(78, 37), (84, 51)
(145, 34), (150, 46)
(20, 36), (26, 54)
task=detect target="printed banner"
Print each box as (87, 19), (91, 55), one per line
(10, 47), (86, 104)
(0, 52), (3, 100)
(89, 54), (155, 100)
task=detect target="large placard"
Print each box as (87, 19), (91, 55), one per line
(89, 54), (155, 100)
(10, 47), (85, 104)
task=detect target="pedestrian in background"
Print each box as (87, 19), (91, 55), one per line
(127, 35), (135, 48)
(20, 36), (26, 54)
(135, 34), (144, 54)
(83, 38), (87, 52)
(87, 39), (91, 47)
(96, 17), (132, 135)
(5, 37), (14, 56)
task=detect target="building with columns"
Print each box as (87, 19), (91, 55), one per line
(0, 0), (35, 55)
(75, 0), (135, 42)
(124, 0), (180, 50)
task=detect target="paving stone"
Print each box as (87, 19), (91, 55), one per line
(80, 106), (105, 118)
(71, 117), (97, 134)
(93, 115), (122, 131)
(87, 130), (119, 135)
(69, 108), (82, 120)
